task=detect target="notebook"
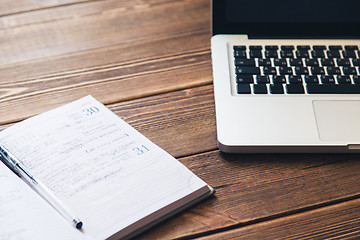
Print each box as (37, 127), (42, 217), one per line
(211, 0), (360, 153)
(0, 96), (213, 240)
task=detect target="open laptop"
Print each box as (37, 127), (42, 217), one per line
(211, 0), (360, 153)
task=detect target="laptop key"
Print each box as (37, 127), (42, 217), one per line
(305, 59), (319, 66)
(286, 84), (305, 94)
(307, 84), (360, 94)
(234, 46), (246, 50)
(235, 58), (255, 66)
(310, 66), (325, 75)
(270, 84), (284, 94)
(249, 46), (262, 50)
(337, 59), (351, 66)
(337, 76), (352, 84)
(289, 76), (303, 84)
(273, 75), (287, 84)
(280, 50), (294, 58)
(274, 59), (287, 66)
(329, 45), (343, 50)
(297, 45), (310, 50)
(234, 50), (247, 58)
(353, 76), (360, 84)
(296, 50), (309, 58)
(253, 84), (268, 94)
(352, 59), (360, 66)
(313, 45), (327, 50)
(320, 75), (336, 84)
(304, 76), (319, 84)
(236, 67), (260, 74)
(342, 66), (357, 75)
(279, 66), (293, 75)
(321, 58), (335, 66)
(237, 84), (251, 94)
(290, 59), (303, 66)
(342, 50), (357, 58)
(258, 58), (272, 66)
(326, 66), (341, 75)
(263, 66), (277, 74)
(295, 66), (309, 75)
(256, 76), (270, 83)
(281, 46), (295, 50)
(236, 75), (254, 83)
(311, 50), (325, 58)
(345, 46), (359, 50)
(327, 50), (341, 58)
(265, 50), (278, 58)
(250, 50), (263, 58)
(265, 46), (278, 50)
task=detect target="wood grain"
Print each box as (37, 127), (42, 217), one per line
(198, 198), (360, 239)
(0, 0), (90, 16)
(0, 30), (211, 125)
(0, 0), (210, 65)
(0, 0), (212, 125)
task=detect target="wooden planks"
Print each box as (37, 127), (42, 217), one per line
(198, 198), (360, 239)
(0, 31), (212, 124)
(0, 0), (212, 125)
(0, 0), (210, 65)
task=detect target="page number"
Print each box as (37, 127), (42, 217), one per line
(83, 107), (100, 116)
(133, 145), (150, 155)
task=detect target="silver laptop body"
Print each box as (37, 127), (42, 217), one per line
(211, 0), (360, 153)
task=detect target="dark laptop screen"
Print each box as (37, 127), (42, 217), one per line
(213, 0), (360, 38)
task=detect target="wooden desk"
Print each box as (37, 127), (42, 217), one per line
(1, 0), (360, 239)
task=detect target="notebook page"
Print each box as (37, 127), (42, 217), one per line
(0, 96), (208, 240)
(0, 161), (90, 240)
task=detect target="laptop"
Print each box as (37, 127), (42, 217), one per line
(211, 0), (360, 153)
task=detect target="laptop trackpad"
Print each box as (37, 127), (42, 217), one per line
(313, 100), (360, 141)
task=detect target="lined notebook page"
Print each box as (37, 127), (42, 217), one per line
(0, 96), (209, 240)
(0, 162), (90, 240)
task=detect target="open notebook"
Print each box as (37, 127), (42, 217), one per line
(0, 96), (213, 240)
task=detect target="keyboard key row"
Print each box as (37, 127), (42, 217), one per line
(235, 49), (360, 59)
(234, 45), (359, 51)
(236, 75), (360, 85)
(237, 83), (360, 94)
(235, 66), (359, 75)
(234, 46), (360, 59)
(235, 58), (360, 67)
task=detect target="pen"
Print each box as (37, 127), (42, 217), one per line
(0, 145), (83, 230)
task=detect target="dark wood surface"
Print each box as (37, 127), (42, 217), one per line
(1, 0), (360, 239)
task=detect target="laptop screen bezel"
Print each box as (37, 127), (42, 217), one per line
(212, 0), (360, 39)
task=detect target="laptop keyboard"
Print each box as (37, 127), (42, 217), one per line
(233, 45), (360, 94)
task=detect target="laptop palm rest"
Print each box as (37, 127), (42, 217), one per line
(313, 100), (360, 142)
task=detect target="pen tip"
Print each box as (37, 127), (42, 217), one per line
(74, 219), (83, 229)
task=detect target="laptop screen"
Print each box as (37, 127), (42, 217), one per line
(213, 0), (360, 38)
